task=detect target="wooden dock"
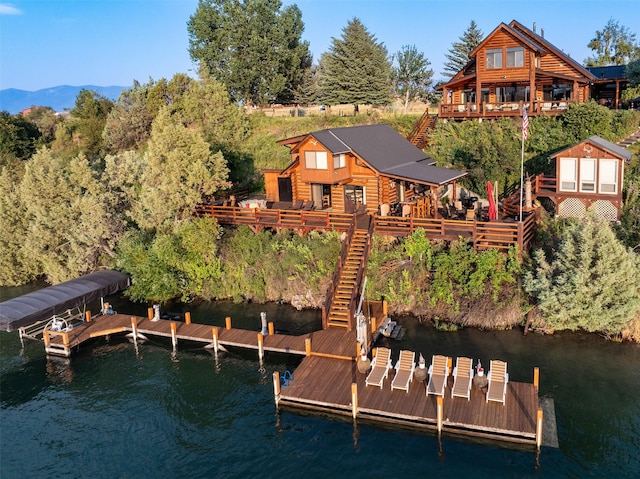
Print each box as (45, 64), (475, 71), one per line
(277, 355), (544, 446)
(40, 312), (552, 449)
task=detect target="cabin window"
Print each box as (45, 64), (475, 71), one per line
(599, 159), (618, 194)
(506, 47), (524, 67)
(496, 86), (530, 102)
(579, 158), (596, 192)
(486, 49), (502, 69)
(333, 153), (346, 169)
(305, 151), (328, 170)
(462, 89), (476, 103)
(559, 158), (577, 191)
(543, 84), (572, 101)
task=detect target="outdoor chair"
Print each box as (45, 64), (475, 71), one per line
(486, 360), (509, 404)
(365, 347), (392, 388)
(391, 350), (416, 392)
(426, 355), (450, 396)
(451, 356), (474, 400)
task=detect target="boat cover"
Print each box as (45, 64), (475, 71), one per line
(0, 270), (130, 331)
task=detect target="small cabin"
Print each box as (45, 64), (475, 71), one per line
(265, 124), (467, 215)
(536, 136), (631, 220)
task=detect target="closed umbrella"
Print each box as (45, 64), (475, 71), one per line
(487, 181), (497, 220)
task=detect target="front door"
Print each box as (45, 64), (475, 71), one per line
(344, 185), (364, 213)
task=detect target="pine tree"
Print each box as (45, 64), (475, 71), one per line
(318, 18), (392, 108)
(441, 20), (483, 78)
(524, 212), (640, 334)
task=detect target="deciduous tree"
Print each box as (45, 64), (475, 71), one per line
(392, 45), (433, 113)
(585, 18), (640, 66)
(318, 18), (392, 108)
(188, 0), (311, 106)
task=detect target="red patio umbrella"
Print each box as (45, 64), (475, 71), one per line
(487, 181), (497, 220)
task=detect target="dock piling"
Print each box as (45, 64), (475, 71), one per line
(273, 371), (281, 407)
(305, 338), (311, 356)
(185, 312), (191, 325)
(211, 327), (219, 353)
(437, 395), (444, 435)
(258, 333), (264, 360)
(351, 383), (358, 419)
(534, 367), (539, 389)
(131, 317), (138, 349)
(85, 311), (92, 323)
(536, 407), (544, 450)
(268, 322), (274, 336)
(170, 322), (177, 353)
(225, 316), (232, 330)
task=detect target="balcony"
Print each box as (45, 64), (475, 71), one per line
(439, 100), (572, 119)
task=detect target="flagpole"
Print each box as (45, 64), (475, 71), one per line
(520, 127), (524, 222)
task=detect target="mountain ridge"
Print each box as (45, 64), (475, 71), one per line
(0, 85), (125, 114)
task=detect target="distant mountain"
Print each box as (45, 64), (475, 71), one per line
(0, 85), (125, 115)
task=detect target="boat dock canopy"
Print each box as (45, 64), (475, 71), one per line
(0, 270), (130, 332)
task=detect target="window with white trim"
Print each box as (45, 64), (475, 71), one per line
(486, 49), (502, 69)
(507, 47), (524, 67)
(304, 151), (328, 170)
(559, 157), (577, 191)
(579, 158), (596, 192)
(333, 153), (346, 169)
(599, 159), (618, 194)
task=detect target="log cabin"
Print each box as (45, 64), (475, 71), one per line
(436, 20), (597, 120)
(264, 124), (467, 216)
(532, 135), (632, 220)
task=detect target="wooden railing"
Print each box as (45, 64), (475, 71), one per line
(345, 220), (375, 328)
(439, 100), (574, 118)
(407, 112), (436, 149)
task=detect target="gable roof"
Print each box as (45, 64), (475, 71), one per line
(587, 65), (627, 80)
(550, 135), (632, 161)
(281, 124), (467, 186)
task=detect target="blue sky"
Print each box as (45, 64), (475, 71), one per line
(1, 0), (638, 91)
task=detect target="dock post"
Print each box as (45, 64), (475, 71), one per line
(273, 371), (281, 408)
(225, 316), (232, 330)
(437, 395), (444, 435)
(131, 316), (138, 349)
(85, 311), (92, 323)
(257, 333), (264, 360)
(536, 407), (544, 450)
(148, 307), (154, 319)
(371, 317), (377, 333)
(382, 299), (388, 318)
(533, 367), (539, 390)
(185, 312), (191, 325)
(211, 327), (219, 353)
(170, 322), (178, 353)
(305, 338), (311, 356)
(351, 383), (358, 419)
(268, 322), (275, 336)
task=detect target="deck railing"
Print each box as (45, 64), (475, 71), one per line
(197, 204), (536, 253)
(439, 100), (573, 118)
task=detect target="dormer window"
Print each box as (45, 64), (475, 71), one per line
(507, 47), (524, 67)
(486, 49), (502, 69)
(334, 153), (346, 169)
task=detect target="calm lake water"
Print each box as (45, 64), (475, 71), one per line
(1, 289), (640, 478)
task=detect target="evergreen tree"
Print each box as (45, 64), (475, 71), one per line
(585, 18), (640, 66)
(318, 18), (392, 108)
(441, 20), (483, 78)
(188, 0), (311, 106)
(524, 212), (640, 334)
(392, 45), (433, 113)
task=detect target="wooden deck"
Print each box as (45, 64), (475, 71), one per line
(278, 355), (543, 446)
(43, 313), (358, 359)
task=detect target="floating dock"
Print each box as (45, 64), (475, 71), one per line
(37, 311), (556, 450)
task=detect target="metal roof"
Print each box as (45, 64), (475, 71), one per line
(0, 270), (130, 331)
(550, 135), (632, 161)
(294, 124), (465, 186)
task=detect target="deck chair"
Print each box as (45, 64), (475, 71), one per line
(451, 357), (474, 400)
(426, 355), (450, 396)
(391, 350), (416, 392)
(486, 360), (509, 404)
(365, 347), (392, 388)
(292, 200), (304, 210)
(302, 200), (314, 211)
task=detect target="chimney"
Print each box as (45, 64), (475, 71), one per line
(533, 22), (536, 34)
(541, 28), (544, 38)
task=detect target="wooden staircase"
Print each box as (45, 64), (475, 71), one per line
(407, 111), (437, 149)
(323, 217), (372, 330)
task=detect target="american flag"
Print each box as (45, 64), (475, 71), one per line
(522, 106), (529, 140)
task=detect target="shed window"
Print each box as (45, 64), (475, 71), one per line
(507, 47), (524, 67)
(579, 158), (596, 192)
(486, 49), (502, 69)
(599, 159), (618, 194)
(559, 158), (577, 191)
(305, 151), (328, 170)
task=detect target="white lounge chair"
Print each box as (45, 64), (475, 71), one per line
(426, 355), (450, 396)
(451, 356), (474, 400)
(391, 350), (416, 392)
(486, 360), (509, 404)
(365, 347), (392, 388)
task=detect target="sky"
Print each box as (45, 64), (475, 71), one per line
(1, 0), (639, 91)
